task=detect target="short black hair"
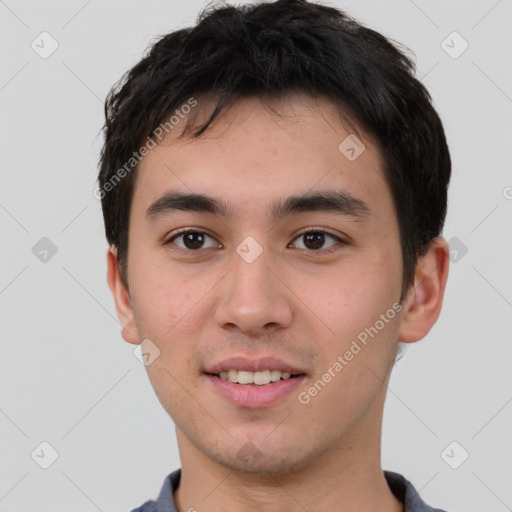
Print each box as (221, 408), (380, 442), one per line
(97, 0), (451, 302)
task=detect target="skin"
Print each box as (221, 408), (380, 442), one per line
(107, 94), (449, 512)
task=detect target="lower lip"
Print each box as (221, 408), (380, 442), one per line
(204, 374), (306, 408)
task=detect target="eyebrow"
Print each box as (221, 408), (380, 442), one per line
(145, 189), (371, 222)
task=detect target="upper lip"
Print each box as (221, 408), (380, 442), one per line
(204, 356), (307, 375)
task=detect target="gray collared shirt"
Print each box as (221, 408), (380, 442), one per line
(130, 469), (448, 511)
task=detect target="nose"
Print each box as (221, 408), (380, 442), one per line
(213, 243), (293, 336)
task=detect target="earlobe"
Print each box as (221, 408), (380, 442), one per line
(397, 237), (450, 344)
(106, 245), (140, 345)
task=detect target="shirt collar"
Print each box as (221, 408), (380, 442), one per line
(154, 468), (446, 512)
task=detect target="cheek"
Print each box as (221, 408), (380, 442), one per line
(132, 270), (205, 413)
(128, 262), (216, 380)
(129, 257), (207, 337)
(299, 254), (402, 396)
(299, 270), (401, 425)
(309, 261), (399, 335)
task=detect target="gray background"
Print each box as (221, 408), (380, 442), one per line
(1, 0), (511, 510)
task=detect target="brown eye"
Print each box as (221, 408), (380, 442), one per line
(303, 232), (325, 250)
(291, 230), (344, 252)
(167, 230), (220, 251)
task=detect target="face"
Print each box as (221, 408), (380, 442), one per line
(110, 94), (414, 475)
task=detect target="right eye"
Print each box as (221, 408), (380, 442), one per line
(165, 229), (221, 252)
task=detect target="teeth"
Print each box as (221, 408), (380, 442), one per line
(269, 370), (282, 382)
(238, 371), (253, 384)
(253, 370), (271, 385)
(218, 370), (294, 385)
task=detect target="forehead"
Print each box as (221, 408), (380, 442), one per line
(132, 94), (392, 222)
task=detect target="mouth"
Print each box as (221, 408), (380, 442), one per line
(205, 369), (305, 386)
(203, 356), (308, 407)
(203, 370), (307, 410)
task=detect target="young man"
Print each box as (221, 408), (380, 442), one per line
(98, 1), (451, 510)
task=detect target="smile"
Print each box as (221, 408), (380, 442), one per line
(216, 369), (297, 385)
(204, 372), (306, 408)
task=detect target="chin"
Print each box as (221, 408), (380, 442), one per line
(211, 442), (316, 477)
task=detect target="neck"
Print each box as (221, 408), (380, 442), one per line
(173, 407), (403, 512)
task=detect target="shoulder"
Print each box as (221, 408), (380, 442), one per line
(129, 469), (181, 512)
(129, 501), (157, 512)
(384, 470), (449, 512)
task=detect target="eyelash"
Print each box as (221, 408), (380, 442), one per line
(164, 228), (347, 255)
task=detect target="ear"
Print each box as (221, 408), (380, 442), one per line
(106, 245), (139, 345)
(397, 237), (450, 343)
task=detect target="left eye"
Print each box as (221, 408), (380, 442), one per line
(289, 230), (343, 251)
